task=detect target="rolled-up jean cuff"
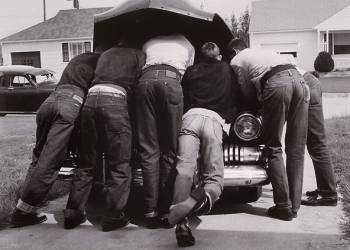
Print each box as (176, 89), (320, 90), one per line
(17, 199), (38, 214)
(204, 184), (222, 204)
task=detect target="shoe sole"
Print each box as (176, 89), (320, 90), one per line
(301, 202), (337, 206)
(102, 220), (130, 232)
(11, 215), (47, 228)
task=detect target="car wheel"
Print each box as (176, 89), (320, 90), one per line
(237, 186), (262, 203)
(0, 114), (6, 117)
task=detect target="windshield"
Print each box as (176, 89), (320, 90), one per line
(35, 73), (58, 85)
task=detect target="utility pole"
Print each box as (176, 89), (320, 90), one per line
(43, 0), (46, 21)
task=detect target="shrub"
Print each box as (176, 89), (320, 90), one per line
(314, 51), (335, 72)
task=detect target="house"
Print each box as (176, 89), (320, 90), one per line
(249, 0), (350, 71)
(0, 7), (110, 77)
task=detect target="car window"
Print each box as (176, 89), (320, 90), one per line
(11, 75), (32, 87)
(35, 73), (57, 84)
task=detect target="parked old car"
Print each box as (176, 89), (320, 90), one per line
(60, 0), (269, 203)
(0, 65), (57, 116)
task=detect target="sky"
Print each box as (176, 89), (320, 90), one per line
(0, 0), (255, 39)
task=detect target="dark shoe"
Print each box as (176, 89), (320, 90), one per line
(305, 189), (318, 197)
(176, 220), (195, 247)
(11, 209), (47, 228)
(292, 211), (298, 218)
(301, 195), (337, 206)
(159, 217), (174, 229)
(101, 213), (130, 232)
(145, 216), (164, 229)
(63, 209), (87, 229)
(267, 206), (293, 221)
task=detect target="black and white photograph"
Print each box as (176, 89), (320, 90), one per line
(0, 0), (350, 249)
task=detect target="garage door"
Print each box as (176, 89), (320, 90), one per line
(11, 51), (41, 67)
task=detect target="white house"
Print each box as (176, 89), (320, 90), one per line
(249, 0), (350, 71)
(0, 8), (110, 77)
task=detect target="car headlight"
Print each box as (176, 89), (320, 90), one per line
(233, 113), (262, 141)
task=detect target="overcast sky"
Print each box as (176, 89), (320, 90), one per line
(0, 0), (255, 39)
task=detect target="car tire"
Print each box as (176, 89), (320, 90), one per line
(237, 186), (262, 203)
(0, 114), (6, 117)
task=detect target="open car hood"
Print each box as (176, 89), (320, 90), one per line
(0, 65), (55, 76)
(93, 0), (233, 55)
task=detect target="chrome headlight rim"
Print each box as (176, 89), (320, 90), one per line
(233, 112), (262, 141)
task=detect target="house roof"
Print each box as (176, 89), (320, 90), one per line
(0, 7), (111, 43)
(250, 0), (350, 33)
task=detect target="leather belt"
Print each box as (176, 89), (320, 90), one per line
(261, 64), (296, 91)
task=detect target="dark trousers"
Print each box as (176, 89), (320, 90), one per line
(66, 93), (132, 217)
(21, 85), (84, 207)
(263, 69), (309, 213)
(304, 72), (337, 198)
(135, 65), (183, 216)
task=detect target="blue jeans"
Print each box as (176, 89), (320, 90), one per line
(66, 92), (132, 217)
(135, 65), (183, 216)
(20, 85), (84, 208)
(303, 72), (337, 198)
(172, 112), (224, 206)
(262, 69), (309, 212)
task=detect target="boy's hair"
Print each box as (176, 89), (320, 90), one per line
(201, 42), (220, 60)
(227, 38), (247, 52)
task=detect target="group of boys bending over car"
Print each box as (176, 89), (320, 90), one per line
(10, 33), (337, 247)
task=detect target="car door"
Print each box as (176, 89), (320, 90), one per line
(8, 74), (40, 112)
(0, 74), (12, 112)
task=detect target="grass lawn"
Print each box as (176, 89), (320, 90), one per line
(320, 76), (350, 93)
(0, 116), (70, 221)
(325, 116), (350, 238)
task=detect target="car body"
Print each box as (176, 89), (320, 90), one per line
(60, 0), (269, 203)
(0, 65), (57, 116)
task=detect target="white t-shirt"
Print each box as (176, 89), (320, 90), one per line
(142, 34), (195, 76)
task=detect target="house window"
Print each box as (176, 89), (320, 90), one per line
(333, 34), (350, 55)
(62, 41), (92, 62)
(62, 43), (69, 62)
(334, 45), (350, 55)
(279, 52), (297, 58)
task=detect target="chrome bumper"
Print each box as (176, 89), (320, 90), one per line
(223, 144), (269, 187)
(224, 164), (268, 186)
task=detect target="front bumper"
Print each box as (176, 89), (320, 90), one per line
(223, 144), (269, 187)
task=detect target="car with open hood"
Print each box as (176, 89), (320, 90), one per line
(62, 0), (269, 203)
(0, 65), (57, 116)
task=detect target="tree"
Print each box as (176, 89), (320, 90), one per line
(228, 8), (250, 47)
(239, 8), (250, 46)
(230, 13), (239, 38)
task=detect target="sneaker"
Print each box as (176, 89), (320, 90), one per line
(301, 195), (337, 206)
(63, 209), (87, 229)
(267, 206), (293, 221)
(10, 209), (47, 228)
(176, 220), (195, 247)
(101, 213), (130, 232)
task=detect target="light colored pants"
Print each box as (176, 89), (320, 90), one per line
(172, 112), (224, 206)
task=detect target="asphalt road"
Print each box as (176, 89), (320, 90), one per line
(0, 96), (349, 250)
